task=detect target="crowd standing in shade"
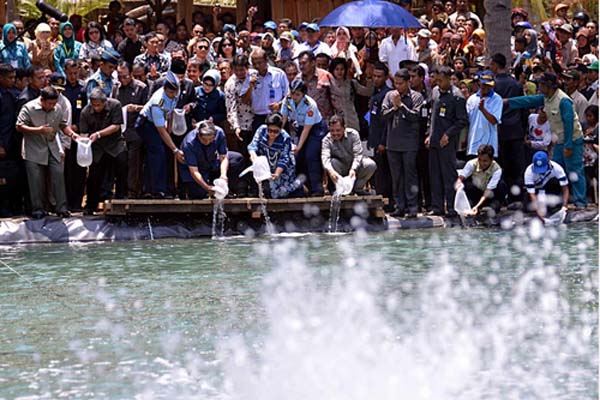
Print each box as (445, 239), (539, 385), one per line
(0, 0), (598, 221)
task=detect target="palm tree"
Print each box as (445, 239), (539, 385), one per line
(15, 0), (112, 20)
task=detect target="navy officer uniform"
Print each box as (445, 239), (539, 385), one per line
(86, 47), (120, 100)
(280, 79), (328, 195)
(136, 71), (179, 197)
(179, 121), (243, 199)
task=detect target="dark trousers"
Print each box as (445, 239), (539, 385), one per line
(127, 138), (144, 198)
(429, 144), (458, 214)
(64, 144), (87, 210)
(372, 151), (393, 205)
(165, 135), (184, 197)
(498, 138), (526, 203)
(525, 177), (563, 215)
(137, 119), (167, 195)
(417, 144), (431, 209)
(387, 150), (419, 213)
(251, 114), (268, 136)
(0, 159), (19, 217)
(85, 151), (128, 211)
(182, 151), (244, 199)
(463, 179), (508, 212)
(25, 156), (68, 214)
(295, 121), (327, 195)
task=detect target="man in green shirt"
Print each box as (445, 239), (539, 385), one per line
(16, 87), (77, 219)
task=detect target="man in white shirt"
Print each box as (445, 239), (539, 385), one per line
(378, 28), (418, 77)
(448, 0), (482, 28)
(524, 151), (570, 219)
(294, 23), (331, 58)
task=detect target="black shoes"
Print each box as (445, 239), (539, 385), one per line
(57, 210), (71, 218)
(31, 211), (46, 220)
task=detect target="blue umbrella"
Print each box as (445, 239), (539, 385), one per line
(319, 0), (423, 28)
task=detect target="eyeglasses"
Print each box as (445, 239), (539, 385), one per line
(198, 45), (209, 50)
(88, 30), (100, 35)
(267, 128), (280, 134)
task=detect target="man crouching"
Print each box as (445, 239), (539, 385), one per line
(179, 120), (244, 199)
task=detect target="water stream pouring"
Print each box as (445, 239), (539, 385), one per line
(239, 156), (272, 183)
(171, 109), (187, 136)
(212, 179), (229, 237)
(121, 106), (128, 132)
(454, 183), (471, 226)
(76, 137), (93, 167)
(328, 175), (355, 232)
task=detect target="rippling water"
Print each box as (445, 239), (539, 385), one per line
(0, 223), (597, 399)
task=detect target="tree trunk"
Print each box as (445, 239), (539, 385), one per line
(6, 0), (16, 22)
(484, 0), (512, 65)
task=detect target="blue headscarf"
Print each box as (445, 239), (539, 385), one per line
(2, 23), (17, 50)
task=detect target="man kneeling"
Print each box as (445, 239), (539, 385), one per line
(179, 120), (243, 199)
(321, 115), (376, 195)
(456, 144), (507, 215)
(524, 150), (569, 220)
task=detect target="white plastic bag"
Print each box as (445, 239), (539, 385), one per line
(454, 186), (472, 216)
(252, 156), (271, 182)
(121, 105), (128, 132)
(76, 137), (93, 167)
(213, 178), (229, 199)
(172, 108), (187, 136)
(335, 175), (356, 195)
(544, 207), (567, 226)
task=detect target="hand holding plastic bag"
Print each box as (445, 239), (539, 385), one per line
(76, 137), (93, 167)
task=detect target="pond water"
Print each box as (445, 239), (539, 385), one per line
(0, 223), (598, 399)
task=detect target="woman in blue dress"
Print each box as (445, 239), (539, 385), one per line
(248, 113), (303, 199)
(0, 23), (31, 70)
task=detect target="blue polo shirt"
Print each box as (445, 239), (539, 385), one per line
(180, 126), (227, 182)
(466, 89), (503, 157)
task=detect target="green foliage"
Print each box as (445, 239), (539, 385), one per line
(16, 0), (112, 19)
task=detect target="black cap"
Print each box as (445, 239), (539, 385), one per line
(170, 58), (187, 75)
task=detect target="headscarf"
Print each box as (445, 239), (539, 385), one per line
(525, 29), (538, 55)
(331, 26), (362, 77)
(2, 23), (17, 50)
(34, 23), (51, 41)
(60, 22), (76, 57)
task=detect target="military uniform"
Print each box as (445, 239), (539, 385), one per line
(281, 94), (327, 195)
(86, 69), (116, 100)
(136, 80), (178, 196)
(63, 80), (88, 210)
(0, 83), (18, 216)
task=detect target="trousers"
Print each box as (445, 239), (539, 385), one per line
(86, 151), (128, 211)
(553, 139), (587, 207)
(330, 157), (377, 192)
(25, 155), (67, 214)
(429, 143), (458, 214)
(183, 151), (244, 199)
(137, 119), (167, 195)
(295, 121), (327, 195)
(387, 150), (419, 213)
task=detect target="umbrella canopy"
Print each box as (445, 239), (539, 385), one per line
(319, 0), (423, 28)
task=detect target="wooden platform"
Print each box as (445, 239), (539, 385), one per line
(103, 196), (388, 219)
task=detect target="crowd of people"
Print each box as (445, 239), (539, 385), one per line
(0, 1), (598, 220)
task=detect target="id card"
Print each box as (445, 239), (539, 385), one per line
(439, 106), (446, 117)
(421, 107), (428, 118)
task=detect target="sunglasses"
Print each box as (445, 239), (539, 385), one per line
(267, 128), (280, 134)
(198, 45), (209, 50)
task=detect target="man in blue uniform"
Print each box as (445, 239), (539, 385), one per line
(86, 47), (120, 100)
(179, 120), (243, 199)
(281, 78), (327, 196)
(136, 71), (183, 198)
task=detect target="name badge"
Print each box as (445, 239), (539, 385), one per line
(76, 100), (82, 109)
(421, 107), (428, 118)
(439, 106), (446, 117)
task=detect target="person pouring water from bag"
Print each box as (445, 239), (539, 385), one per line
(524, 151), (570, 221)
(179, 120), (243, 199)
(321, 115), (376, 195)
(136, 70), (184, 198)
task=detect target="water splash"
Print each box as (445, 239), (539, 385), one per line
(219, 236), (598, 400)
(328, 193), (343, 233)
(211, 199), (226, 238)
(257, 183), (276, 235)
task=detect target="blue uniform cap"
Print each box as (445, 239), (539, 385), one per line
(164, 70), (180, 91)
(264, 20), (277, 30)
(306, 23), (319, 32)
(298, 22), (309, 30)
(532, 151), (549, 174)
(49, 72), (66, 89)
(223, 24), (236, 33)
(291, 29), (300, 39)
(515, 21), (533, 29)
(101, 47), (121, 64)
(478, 70), (495, 86)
